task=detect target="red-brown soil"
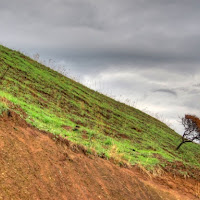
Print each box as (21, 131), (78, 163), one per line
(0, 111), (199, 200)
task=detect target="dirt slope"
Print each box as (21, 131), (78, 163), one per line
(0, 111), (199, 200)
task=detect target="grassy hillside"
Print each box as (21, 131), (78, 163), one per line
(0, 45), (199, 177)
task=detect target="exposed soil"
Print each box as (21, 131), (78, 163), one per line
(0, 111), (199, 200)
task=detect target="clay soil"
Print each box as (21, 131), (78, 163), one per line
(0, 111), (199, 200)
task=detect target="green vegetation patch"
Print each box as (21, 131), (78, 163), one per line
(0, 44), (200, 176)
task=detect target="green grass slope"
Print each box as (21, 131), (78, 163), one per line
(0, 45), (199, 177)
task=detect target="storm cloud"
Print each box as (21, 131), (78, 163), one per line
(1, 0), (200, 133)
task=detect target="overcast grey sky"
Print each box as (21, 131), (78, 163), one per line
(1, 0), (200, 134)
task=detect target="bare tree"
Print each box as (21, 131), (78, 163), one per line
(176, 115), (200, 150)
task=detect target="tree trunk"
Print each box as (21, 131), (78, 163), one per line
(176, 140), (192, 150)
(176, 141), (185, 150)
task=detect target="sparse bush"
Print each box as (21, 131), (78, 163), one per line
(33, 53), (40, 61)
(109, 145), (125, 164)
(104, 138), (112, 145)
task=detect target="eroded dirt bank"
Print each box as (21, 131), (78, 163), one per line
(0, 111), (199, 200)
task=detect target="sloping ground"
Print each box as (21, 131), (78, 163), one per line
(0, 111), (199, 200)
(0, 45), (200, 175)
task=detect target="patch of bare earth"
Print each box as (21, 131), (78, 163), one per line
(0, 111), (199, 200)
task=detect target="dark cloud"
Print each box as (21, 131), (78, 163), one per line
(153, 89), (177, 97)
(1, 0), (200, 133)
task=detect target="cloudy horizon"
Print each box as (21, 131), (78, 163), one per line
(1, 0), (200, 134)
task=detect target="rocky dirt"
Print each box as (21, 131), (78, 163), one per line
(0, 111), (199, 200)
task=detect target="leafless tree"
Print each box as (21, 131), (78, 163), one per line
(176, 115), (200, 150)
